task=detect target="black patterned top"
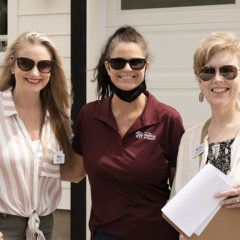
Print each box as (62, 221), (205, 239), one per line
(207, 138), (234, 175)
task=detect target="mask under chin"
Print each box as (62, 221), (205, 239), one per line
(110, 80), (146, 103)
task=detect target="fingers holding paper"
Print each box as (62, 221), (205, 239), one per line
(215, 184), (240, 208)
(179, 234), (187, 240)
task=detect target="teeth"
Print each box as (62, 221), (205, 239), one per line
(119, 76), (135, 79)
(212, 88), (226, 93)
(27, 79), (41, 83)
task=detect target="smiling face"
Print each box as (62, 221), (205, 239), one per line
(104, 42), (149, 91)
(198, 50), (240, 111)
(12, 42), (52, 95)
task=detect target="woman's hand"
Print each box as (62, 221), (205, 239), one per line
(0, 232), (3, 240)
(215, 184), (240, 208)
(179, 234), (187, 240)
(60, 151), (86, 183)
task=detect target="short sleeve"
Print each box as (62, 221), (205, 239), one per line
(168, 112), (185, 167)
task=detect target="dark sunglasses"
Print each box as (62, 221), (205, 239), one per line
(108, 58), (146, 70)
(198, 65), (240, 81)
(16, 57), (54, 73)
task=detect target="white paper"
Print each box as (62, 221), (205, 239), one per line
(194, 205), (219, 235)
(162, 164), (233, 237)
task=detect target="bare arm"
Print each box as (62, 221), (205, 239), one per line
(179, 234), (187, 240)
(169, 167), (176, 188)
(61, 151), (86, 183)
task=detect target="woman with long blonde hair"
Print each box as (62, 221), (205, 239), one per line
(0, 31), (72, 240)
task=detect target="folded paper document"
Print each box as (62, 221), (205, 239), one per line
(162, 164), (237, 238)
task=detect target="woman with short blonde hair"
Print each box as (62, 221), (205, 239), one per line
(172, 31), (240, 240)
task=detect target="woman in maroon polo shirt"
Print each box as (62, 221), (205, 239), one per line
(62, 26), (184, 240)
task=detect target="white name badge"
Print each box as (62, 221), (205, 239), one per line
(54, 151), (65, 164)
(192, 144), (205, 159)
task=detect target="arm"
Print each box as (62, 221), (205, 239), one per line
(170, 131), (189, 199)
(215, 184), (240, 208)
(167, 112), (184, 192)
(169, 167), (176, 188)
(179, 234), (187, 240)
(61, 151), (86, 183)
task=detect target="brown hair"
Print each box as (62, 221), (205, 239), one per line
(93, 25), (150, 99)
(0, 31), (72, 166)
(193, 31), (240, 76)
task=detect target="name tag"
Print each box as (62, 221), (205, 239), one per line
(192, 144), (205, 159)
(54, 151), (65, 164)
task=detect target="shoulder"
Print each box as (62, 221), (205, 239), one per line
(0, 88), (8, 98)
(81, 97), (107, 111)
(146, 91), (182, 120)
(0, 88), (14, 112)
(78, 98), (109, 120)
(80, 100), (99, 113)
(184, 121), (205, 135)
(180, 121), (205, 145)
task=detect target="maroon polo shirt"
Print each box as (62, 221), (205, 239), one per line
(72, 90), (184, 240)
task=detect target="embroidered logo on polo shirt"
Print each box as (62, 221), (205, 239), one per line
(136, 131), (144, 139)
(136, 131), (156, 140)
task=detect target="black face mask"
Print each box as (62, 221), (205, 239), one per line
(110, 80), (146, 103)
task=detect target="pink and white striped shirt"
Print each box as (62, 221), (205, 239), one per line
(0, 88), (62, 239)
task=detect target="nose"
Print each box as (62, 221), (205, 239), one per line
(30, 65), (40, 75)
(212, 69), (224, 82)
(123, 62), (132, 71)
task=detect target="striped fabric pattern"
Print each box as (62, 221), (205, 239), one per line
(0, 88), (62, 239)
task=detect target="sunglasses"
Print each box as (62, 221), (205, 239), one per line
(16, 57), (54, 73)
(198, 65), (240, 81)
(108, 58), (146, 70)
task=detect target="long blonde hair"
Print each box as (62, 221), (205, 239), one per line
(0, 31), (72, 166)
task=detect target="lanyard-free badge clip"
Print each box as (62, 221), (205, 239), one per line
(192, 143), (205, 159)
(54, 151), (65, 164)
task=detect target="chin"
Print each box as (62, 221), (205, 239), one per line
(119, 84), (137, 91)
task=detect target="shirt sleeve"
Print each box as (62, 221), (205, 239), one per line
(168, 112), (185, 168)
(170, 132), (188, 198)
(170, 123), (203, 198)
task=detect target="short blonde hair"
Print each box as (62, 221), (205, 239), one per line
(193, 31), (240, 75)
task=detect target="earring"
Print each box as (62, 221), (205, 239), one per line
(199, 91), (204, 102)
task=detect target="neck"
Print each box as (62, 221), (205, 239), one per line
(210, 102), (240, 127)
(111, 92), (147, 114)
(208, 101), (240, 142)
(12, 88), (42, 109)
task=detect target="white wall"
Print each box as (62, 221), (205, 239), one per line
(8, 0), (71, 210)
